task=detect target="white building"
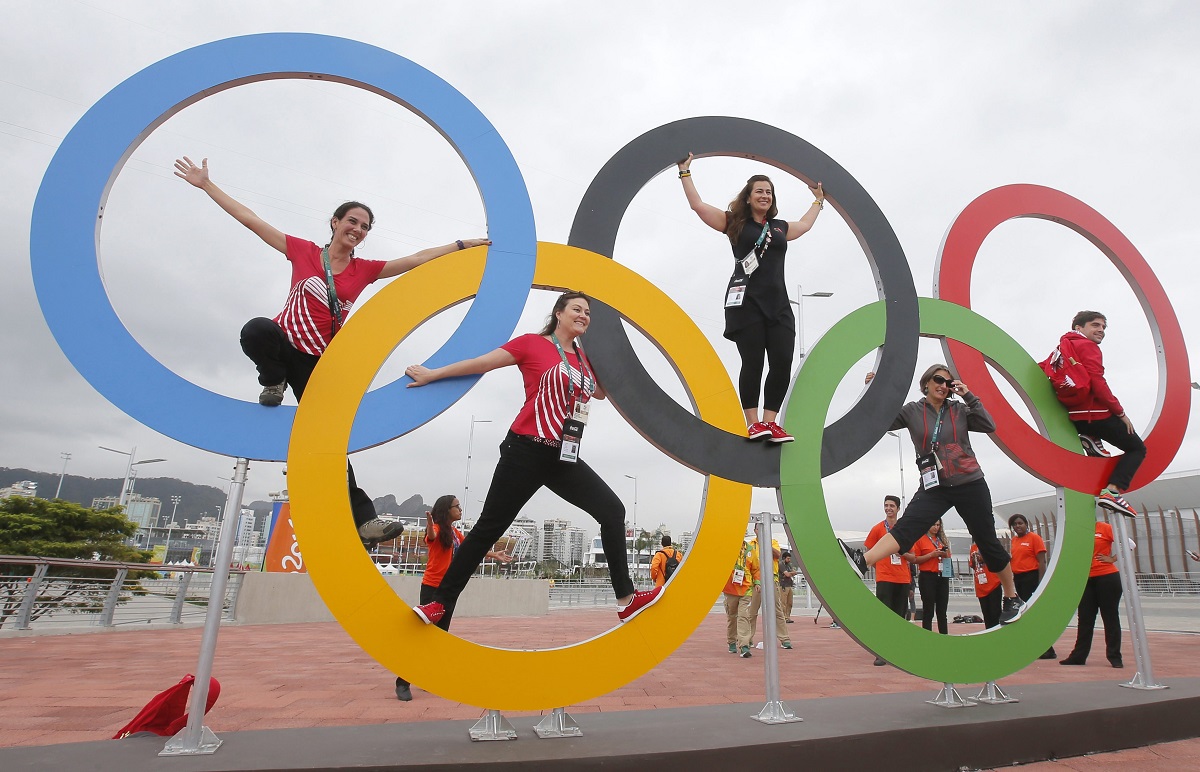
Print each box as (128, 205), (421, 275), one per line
(0, 481), (37, 499)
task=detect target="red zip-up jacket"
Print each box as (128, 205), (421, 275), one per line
(1062, 330), (1125, 421)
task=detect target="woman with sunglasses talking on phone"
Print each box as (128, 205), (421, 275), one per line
(861, 365), (1026, 626)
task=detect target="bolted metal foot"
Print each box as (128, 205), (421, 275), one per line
(1119, 672), (1170, 691)
(973, 681), (1019, 705)
(469, 709), (518, 741)
(925, 683), (976, 709)
(534, 707), (583, 738)
(159, 725), (222, 756)
(751, 700), (803, 724)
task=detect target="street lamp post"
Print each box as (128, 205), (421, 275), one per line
(208, 505), (222, 567)
(624, 474), (638, 571)
(788, 285), (834, 359)
(55, 452), (71, 499)
(464, 416), (492, 518)
(886, 431), (906, 508)
(167, 495), (181, 558)
(99, 445), (166, 507)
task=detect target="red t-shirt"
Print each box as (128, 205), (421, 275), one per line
(865, 520), (910, 584)
(1090, 521), (1120, 577)
(273, 236), (385, 356)
(969, 544), (1001, 597)
(423, 523), (463, 588)
(1009, 532), (1047, 574)
(500, 334), (596, 441)
(912, 535), (946, 574)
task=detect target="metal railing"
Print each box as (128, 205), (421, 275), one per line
(0, 555), (244, 632)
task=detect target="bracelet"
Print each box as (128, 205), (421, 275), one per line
(812, 200), (824, 209)
(456, 239), (465, 250)
(678, 170), (691, 178)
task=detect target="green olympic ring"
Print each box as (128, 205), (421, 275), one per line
(781, 298), (1093, 684)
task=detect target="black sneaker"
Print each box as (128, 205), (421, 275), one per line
(259, 381), (286, 406)
(999, 596), (1026, 625)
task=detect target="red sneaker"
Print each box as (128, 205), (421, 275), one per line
(764, 422), (794, 443)
(413, 601), (445, 625)
(617, 587), (662, 623)
(747, 422), (772, 440)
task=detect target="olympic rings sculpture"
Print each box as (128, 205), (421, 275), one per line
(31, 34), (1190, 708)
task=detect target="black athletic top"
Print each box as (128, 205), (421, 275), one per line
(723, 217), (794, 339)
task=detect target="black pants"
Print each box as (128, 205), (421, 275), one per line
(1068, 572), (1123, 664)
(729, 316), (794, 413)
(875, 580), (910, 618)
(434, 433), (635, 606)
(1072, 414), (1146, 492)
(1014, 569), (1056, 656)
(918, 572), (949, 634)
(977, 586), (1002, 629)
(890, 479), (1011, 574)
(397, 583), (452, 690)
(240, 317), (375, 529)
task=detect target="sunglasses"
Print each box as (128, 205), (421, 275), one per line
(930, 375), (956, 386)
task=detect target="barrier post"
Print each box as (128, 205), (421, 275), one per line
(751, 513), (802, 724)
(1113, 513), (1168, 691)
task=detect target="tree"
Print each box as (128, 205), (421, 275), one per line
(1, 497), (151, 629)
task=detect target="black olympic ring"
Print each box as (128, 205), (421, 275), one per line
(569, 116), (920, 486)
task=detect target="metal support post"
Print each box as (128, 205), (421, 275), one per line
(926, 683), (976, 708)
(14, 564), (49, 630)
(751, 512), (802, 725)
(1112, 514), (1168, 690)
(534, 707), (582, 738)
(469, 709), (518, 741)
(973, 681), (1018, 705)
(161, 457), (249, 757)
(169, 572), (193, 624)
(98, 568), (128, 627)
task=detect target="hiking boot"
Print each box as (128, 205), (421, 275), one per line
(747, 422), (772, 441)
(1078, 434), (1112, 457)
(617, 587), (662, 623)
(739, 646), (752, 658)
(998, 595), (1026, 625)
(358, 518), (404, 543)
(395, 678), (413, 701)
(781, 641), (793, 649)
(258, 381), (286, 406)
(413, 601), (445, 625)
(1097, 490), (1137, 518)
(728, 642), (737, 654)
(764, 422), (795, 443)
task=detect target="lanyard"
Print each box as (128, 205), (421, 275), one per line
(753, 219), (772, 255)
(920, 402), (957, 454)
(550, 336), (593, 403)
(320, 246), (344, 336)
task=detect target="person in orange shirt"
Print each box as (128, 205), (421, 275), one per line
(1060, 520), (1125, 668)
(394, 495), (512, 701)
(723, 539), (757, 655)
(864, 495), (913, 665)
(744, 536), (792, 654)
(969, 543), (1002, 628)
(650, 535), (682, 588)
(910, 520), (952, 634)
(1008, 514), (1056, 659)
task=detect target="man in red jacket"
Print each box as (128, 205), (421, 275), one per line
(1064, 311), (1146, 517)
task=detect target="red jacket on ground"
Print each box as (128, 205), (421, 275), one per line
(1062, 331), (1125, 422)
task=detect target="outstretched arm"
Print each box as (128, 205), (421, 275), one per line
(677, 153), (728, 233)
(377, 238), (492, 279)
(405, 347), (517, 387)
(174, 157), (287, 254)
(784, 182), (825, 240)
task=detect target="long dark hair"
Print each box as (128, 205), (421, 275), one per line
(725, 174), (778, 245)
(424, 494), (459, 549)
(538, 291), (591, 336)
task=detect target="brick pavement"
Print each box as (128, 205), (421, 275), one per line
(2, 608), (1199, 768)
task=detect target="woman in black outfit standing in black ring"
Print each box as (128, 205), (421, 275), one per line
(677, 153), (824, 443)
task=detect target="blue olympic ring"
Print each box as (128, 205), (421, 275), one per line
(31, 33), (536, 461)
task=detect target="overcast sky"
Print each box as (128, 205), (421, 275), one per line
(3, 2), (1198, 543)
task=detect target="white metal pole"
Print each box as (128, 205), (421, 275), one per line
(55, 452), (71, 499)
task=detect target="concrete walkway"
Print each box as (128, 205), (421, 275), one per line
(2, 607), (1198, 769)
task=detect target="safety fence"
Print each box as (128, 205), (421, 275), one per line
(0, 555), (244, 632)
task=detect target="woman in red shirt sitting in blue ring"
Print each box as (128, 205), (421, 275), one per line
(676, 153), (825, 444)
(394, 494), (512, 701)
(404, 292), (662, 628)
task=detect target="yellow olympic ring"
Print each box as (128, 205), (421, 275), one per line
(288, 242), (752, 710)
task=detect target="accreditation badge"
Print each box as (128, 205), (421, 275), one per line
(571, 398), (590, 425)
(559, 418), (585, 463)
(916, 451), (942, 490)
(731, 568), (745, 585)
(725, 279), (747, 308)
(739, 249), (759, 276)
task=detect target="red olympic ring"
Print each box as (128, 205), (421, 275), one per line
(935, 184), (1190, 493)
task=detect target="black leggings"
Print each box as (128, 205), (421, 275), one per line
(730, 316), (794, 413)
(434, 433), (635, 606)
(890, 480), (1011, 575)
(918, 572), (949, 634)
(1072, 415), (1147, 492)
(240, 317), (375, 529)
(1069, 572), (1123, 663)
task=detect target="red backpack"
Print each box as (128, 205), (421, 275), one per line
(1039, 333), (1091, 407)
